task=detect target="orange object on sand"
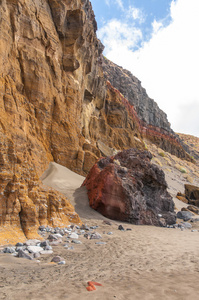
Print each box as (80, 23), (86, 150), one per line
(88, 281), (102, 286)
(86, 281), (102, 291)
(86, 285), (96, 291)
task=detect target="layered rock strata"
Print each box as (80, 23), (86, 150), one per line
(0, 0), (191, 242)
(103, 58), (191, 160)
(83, 148), (176, 226)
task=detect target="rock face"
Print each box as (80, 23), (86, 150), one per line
(0, 0), (190, 242)
(102, 58), (171, 132)
(185, 184), (199, 207)
(103, 58), (191, 160)
(82, 149), (176, 226)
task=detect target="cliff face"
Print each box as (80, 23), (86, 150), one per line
(103, 58), (191, 160)
(0, 0), (191, 243)
(102, 58), (171, 132)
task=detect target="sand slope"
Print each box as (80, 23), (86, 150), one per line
(1, 161), (199, 299)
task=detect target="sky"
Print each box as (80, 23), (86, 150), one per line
(90, 0), (199, 137)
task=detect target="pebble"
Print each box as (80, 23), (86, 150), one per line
(27, 246), (43, 254)
(53, 233), (63, 239)
(39, 225), (46, 232)
(71, 240), (82, 244)
(40, 250), (53, 255)
(107, 232), (113, 235)
(51, 256), (65, 263)
(15, 242), (23, 247)
(24, 239), (41, 246)
(3, 247), (16, 254)
(118, 225), (125, 231)
(68, 232), (79, 239)
(103, 220), (112, 225)
(95, 242), (106, 245)
(181, 222), (192, 229)
(18, 249), (33, 260)
(58, 261), (66, 265)
(90, 226), (98, 229)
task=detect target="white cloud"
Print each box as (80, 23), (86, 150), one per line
(100, 0), (199, 137)
(105, 0), (124, 10)
(98, 19), (142, 53)
(127, 6), (145, 24)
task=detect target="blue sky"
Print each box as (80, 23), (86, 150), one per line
(90, 0), (199, 137)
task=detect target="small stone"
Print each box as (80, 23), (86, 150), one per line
(40, 241), (49, 247)
(68, 246), (74, 250)
(18, 249), (33, 260)
(49, 239), (62, 246)
(95, 242), (106, 245)
(25, 239), (41, 246)
(33, 252), (41, 259)
(68, 232), (79, 239)
(80, 224), (90, 231)
(38, 225), (46, 231)
(51, 256), (65, 263)
(177, 211), (194, 221)
(90, 226), (98, 229)
(27, 246), (43, 254)
(181, 222), (192, 229)
(46, 227), (52, 232)
(126, 228), (132, 231)
(103, 220), (112, 225)
(15, 242), (23, 247)
(107, 232), (113, 235)
(3, 247), (16, 254)
(53, 233), (63, 239)
(71, 240), (82, 244)
(48, 234), (58, 240)
(44, 245), (53, 251)
(118, 225), (125, 231)
(58, 260), (66, 265)
(90, 232), (102, 239)
(191, 230), (198, 232)
(40, 250), (53, 255)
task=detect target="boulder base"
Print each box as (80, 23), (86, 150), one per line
(83, 149), (176, 226)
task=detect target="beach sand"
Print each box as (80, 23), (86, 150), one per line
(1, 162), (199, 300)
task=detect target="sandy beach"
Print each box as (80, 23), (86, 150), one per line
(1, 161), (199, 300)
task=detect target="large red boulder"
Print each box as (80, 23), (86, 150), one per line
(82, 149), (176, 226)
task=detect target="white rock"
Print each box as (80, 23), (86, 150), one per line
(40, 250), (54, 255)
(27, 246), (43, 253)
(68, 232), (78, 239)
(25, 239), (41, 246)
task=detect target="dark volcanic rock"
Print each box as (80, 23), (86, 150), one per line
(177, 211), (194, 221)
(82, 148), (176, 226)
(102, 57), (171, 132)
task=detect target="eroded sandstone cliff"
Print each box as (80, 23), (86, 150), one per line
(0, 0), (191, 243)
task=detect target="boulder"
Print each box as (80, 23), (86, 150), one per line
(185, 184), (199, 207)
(82, 148), (176, 226)
(176, 192), (188, 204)
(187, 205), (199, 214)
(177, 211), (194, 221)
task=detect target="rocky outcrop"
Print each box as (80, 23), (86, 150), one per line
(185, 184), (199, 207)
(103, 58), (192, 160)
(0, 0), (191, 242)
(0, 0), (101, 243)
(82, 148), (176, 226)
(102, 58), (171, 131)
